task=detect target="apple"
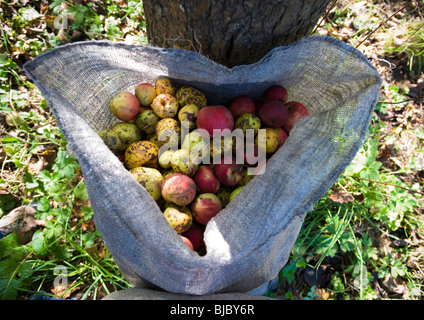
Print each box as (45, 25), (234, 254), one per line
(258, 100), (288, 128)
(197, 105), (234, 137)
(178, 103), (199, 130)
(5, 111), (24, 127)
(229, 95), (255, 118)
(155, 77), (176, 96)
(191, 193), (222, 225)
(229, 186), (244, 202)
(254, 100), (265, 115)
(135, 82), (156, 106)
(192, 165), (220, 194)
(235, 140), (259, 166)
(163, 206), (192, 234)
(264, 85), (288, 103)
(181, 131), (209, 162)
(109, 92), (140, 121)
(175, 86), (207, 109)
(124, 140), (159, 169)
(234, 113), (261, 135)
(283, 101), (309, 132)
(274, 127), (288, 147)
(182, 222), (204, 250)
(256, 128), (280, 154)
(161, 173), (197, 206)
(214, 156), (244, 186)
(180, 235), (194, 250)
(171, 148), (199, 177)
(135, 108), (160, 135)
(151, 93), (179, 118)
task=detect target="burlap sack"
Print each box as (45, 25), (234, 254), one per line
(23, 36), (381, 296)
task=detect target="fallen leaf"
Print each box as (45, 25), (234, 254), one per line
(27, 157), (46, 175)
(329, 191), (354, 203)
(380, 275), (407, 294)
(373, 280), (388, 299)
(39, 145), (57, 165)
(353, 192), (364, 203)
(51, 285), (67, 297)
(315, 288), (331, 300)
(0, 206), (45, 244)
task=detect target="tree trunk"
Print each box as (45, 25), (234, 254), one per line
(142, 0), (332, 67)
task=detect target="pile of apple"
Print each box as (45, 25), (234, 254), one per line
(99, 77), (308, 254)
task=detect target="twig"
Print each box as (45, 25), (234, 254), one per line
(0, 128), (27, 143)
(402, 20), (424, 45)
(30, 118), (56, 131)
(355, 1), (414, 49)
(378, 98), (422, 104)
(312, 0), (340, 35)
(355, 176), (424, 196)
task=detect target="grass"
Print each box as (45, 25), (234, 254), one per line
(0, 0), (142, 299)
(382, 14), (424, 78)
(1, 0), (423, 300)
(276, 119), (424, 299)
(275, 1), (424, 299)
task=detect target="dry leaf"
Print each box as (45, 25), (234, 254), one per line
(0, 206), (45, 244)
(315, 288), (331, 300)
(27, 158), (46, 175)
(380, 275), (407, 294)
(329, 191), (354, 203)
(51, 285), (67, 297)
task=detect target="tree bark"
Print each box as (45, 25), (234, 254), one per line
(142, 0), (332, 67)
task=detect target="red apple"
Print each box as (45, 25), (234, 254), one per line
(180, 235), (194, 250)
(254, 100), (265, 115)
(192, 165), (220, 194)
(114, 151), (125, 163)
(197, 105), (234, 137)
(229, 95), (255, 118)
(274, 127), (288, 147)
(264, 85), (288, 103)
(258, 100), (288, 128)
(182, 222), (204, 250)
(191, 193), (222, 224)
(283, 101), (309, 132)
(161, 173), (197, 206)
(214, 156), (244, 186)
